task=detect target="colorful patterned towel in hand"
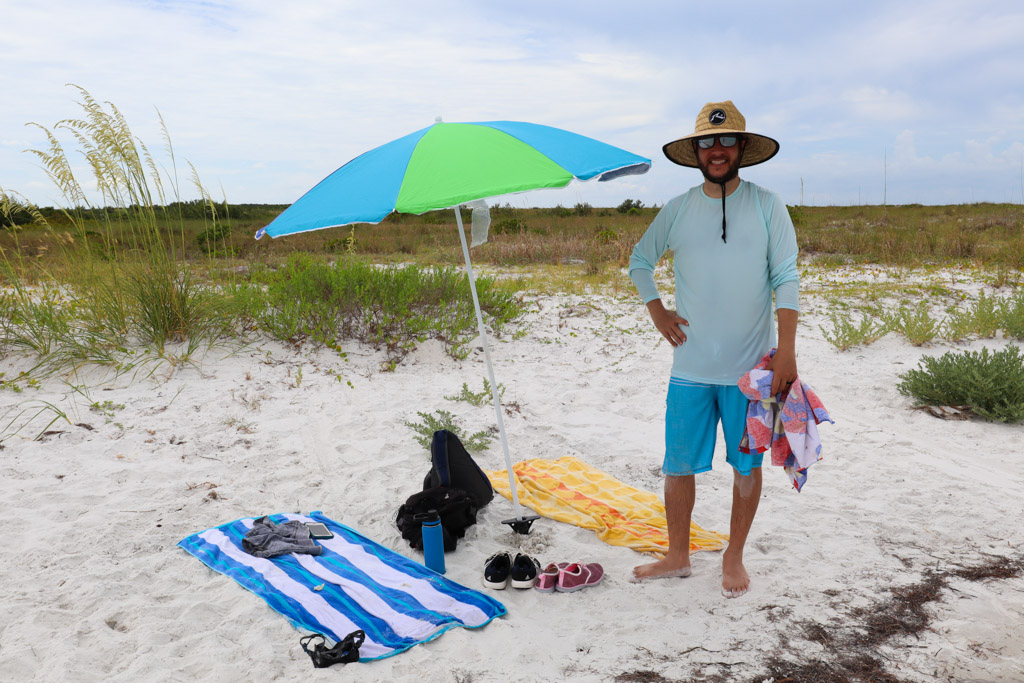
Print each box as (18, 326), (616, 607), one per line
(737, 349), (834, 491)
(487, 456), (729, 555)
(178, 511), (505, 661)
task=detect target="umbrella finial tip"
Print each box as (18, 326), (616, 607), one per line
(435, 115), (443, 123)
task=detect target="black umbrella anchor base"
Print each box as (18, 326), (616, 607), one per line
(502, 514), (540, 534)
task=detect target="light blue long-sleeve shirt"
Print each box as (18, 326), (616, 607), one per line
(629, 180), (799, 385)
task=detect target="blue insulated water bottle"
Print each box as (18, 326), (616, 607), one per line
(416, 510), (446, 574)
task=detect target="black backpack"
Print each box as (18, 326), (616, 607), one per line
(422, 430), (494, 508)
(395, 486), (479, 552)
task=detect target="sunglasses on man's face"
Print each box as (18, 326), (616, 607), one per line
(695, 135), (741, 149)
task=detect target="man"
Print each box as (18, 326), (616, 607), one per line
(629, 101), (799, 598)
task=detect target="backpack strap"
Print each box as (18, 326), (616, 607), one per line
(430, 430), (454, 487)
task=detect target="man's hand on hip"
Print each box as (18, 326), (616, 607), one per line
(646, 300), (688, 347)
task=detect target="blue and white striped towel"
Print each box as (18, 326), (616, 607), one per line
(178, 511), (506, 661)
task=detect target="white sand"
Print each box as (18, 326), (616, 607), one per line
(1, 273), (1022, 682)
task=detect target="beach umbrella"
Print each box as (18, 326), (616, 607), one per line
(256, 119), (651, 533)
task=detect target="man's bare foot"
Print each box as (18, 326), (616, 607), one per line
(721, 552), (749, 598)
(630, 557), (692, 583)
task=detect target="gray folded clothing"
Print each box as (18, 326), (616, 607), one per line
(242, 516), (323, 558)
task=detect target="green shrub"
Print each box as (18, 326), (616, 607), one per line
(573, 202), (592, 216)
(323, 227), (356, 254)
(942, 304), (975, 341)
(972, 291), (1001, 338)
(617, 198), (644, 213)
(897, 345), (1024, 422)
(196, 222), (232, 254)
(884, 301), (940, 346)
(445, 378), (504, 407)
(404, 409), (494, 451)
(1002, 289), (1024, 339)
(901, 301), (942, 346)
(942, 290), (1024, 341)
(820, 310), (886, 350)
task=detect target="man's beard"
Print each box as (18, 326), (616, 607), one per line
(696, 152), (744, 184)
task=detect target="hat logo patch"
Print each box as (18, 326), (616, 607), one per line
(709, 109), (726, 125)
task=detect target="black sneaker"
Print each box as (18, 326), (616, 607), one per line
(483, 552), (512, 589)
(509, 553), (541, 589)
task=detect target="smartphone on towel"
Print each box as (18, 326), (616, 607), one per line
(305, 522), (334, 539)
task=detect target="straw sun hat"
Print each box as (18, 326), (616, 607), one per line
(662, 100), (779, 168)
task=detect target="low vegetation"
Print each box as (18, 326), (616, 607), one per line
(234, 254), (520, 367)
(445, 379), (506, 407)
(404, 409), (495, 452)
(7, 200), (1023, 273)
(792, 203), (1024, 269)
(819, 311), (887, 351)
(818, 287), (1024, 350)
(3, 89), (1024, 425)
(897, 345), (1024, 422)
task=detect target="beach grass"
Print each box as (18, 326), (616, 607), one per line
(0, 87), (247, 384)
(233, 253), (523, 367)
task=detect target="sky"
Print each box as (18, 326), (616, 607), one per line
(3, 0), (1024, 211)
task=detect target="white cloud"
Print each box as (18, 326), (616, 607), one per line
(892, 130), (919, 166)
(843, 87), (918, 122)
(2, 0), (1024, 208)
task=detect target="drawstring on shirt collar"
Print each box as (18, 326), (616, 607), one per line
(719, 182), (727, 243)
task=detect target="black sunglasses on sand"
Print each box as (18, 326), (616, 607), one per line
(695, 135), (741, 149)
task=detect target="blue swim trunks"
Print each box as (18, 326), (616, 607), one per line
(664, 377), (763, 476)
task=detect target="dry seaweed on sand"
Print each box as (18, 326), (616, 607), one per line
(759, 554), (1024, 683)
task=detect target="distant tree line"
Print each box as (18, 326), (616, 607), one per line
(1, 200), (289, 229)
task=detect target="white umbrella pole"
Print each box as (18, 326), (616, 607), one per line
(454, 208), (525, 521)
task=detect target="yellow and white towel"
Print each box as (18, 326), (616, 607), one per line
(487, 456), (728, 555)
